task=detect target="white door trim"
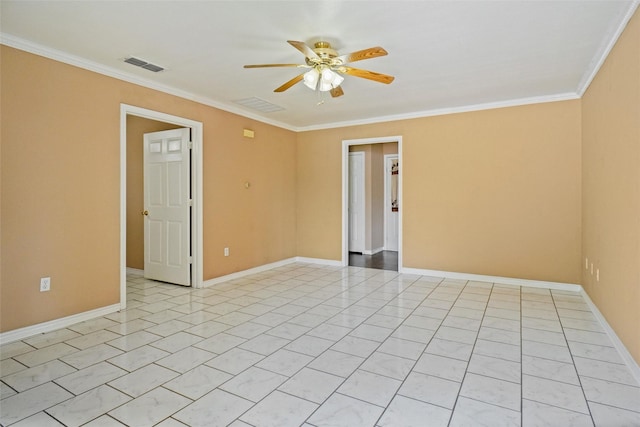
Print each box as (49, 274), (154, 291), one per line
(384, 154), (399, 252)
(120, 104), (204, 310)
(348, 152), (366, 253)
(342, 136), (403, 271)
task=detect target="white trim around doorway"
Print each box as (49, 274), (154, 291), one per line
(342, 136), (403, 271)
(119, 104), (204, 310)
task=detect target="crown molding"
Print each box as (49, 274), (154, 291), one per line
(296, 92), (581, 132)
(0, 33), (298, 132)
(576, 0), (640, 96)
(0, 29), (611, 133)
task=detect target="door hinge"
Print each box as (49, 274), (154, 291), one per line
(188, 256), (193, 264)
(188, 141), (193, 150)
(188, 199), (193, 206)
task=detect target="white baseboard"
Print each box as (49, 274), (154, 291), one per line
(126, 267), (144, 276)
(295, 257), (343, 267)
(203, 258), (298, 287)
(400, 267), (582, 292)
(402, 266), (639, 383)
(203, 256), (345, 288)
(580, 289), (640, 386)
(0, 303), (121, 345)
(7, 260), (636, 385)
(197, 258), (640, 385)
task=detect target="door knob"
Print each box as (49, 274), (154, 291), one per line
(142, 210), (149, 216)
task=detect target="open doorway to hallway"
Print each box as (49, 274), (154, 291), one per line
(344, 138), (401, 272)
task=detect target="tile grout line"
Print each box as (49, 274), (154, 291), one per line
(216, 266), (400, 424)
(300, 271), (431, 425)
(205, 275), (416, 423)
(445, 280), (496, 426)
(365, 277), (449, 427)
(198, 267), (396, 425)
(551, 289), (596, 425)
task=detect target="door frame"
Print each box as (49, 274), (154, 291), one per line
(342, 136), (403, 270)
(120, 104), (204, 309)
(384, 154), (399, 252)
(348, 151), (366, 254)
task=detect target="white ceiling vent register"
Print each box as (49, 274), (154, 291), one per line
(234, 97), (285, 113)
(124, 57), (165, 73)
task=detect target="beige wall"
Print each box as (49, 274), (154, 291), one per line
(126, 117), (180, 270)
(581, 10), (640, 362)
(298, 101), (582, 284)
(383, 142), (398, 156)
(1, 46), (297, 332)
(1, 47), (121, 332)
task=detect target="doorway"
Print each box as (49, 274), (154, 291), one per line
(342, 136), (403, 272)
(119, 104), (204, 309)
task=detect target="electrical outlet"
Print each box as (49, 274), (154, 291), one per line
(224, 247), (229, 257)
(40, 277), (51, 292)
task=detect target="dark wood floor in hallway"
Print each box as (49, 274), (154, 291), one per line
(348, 250), (398, 271)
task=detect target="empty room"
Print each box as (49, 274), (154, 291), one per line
(1, 1), (639, 426)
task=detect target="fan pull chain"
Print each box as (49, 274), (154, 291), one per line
(316, 88), (326, 106)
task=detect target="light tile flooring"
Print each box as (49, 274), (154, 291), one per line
(1, 263), (640, 426)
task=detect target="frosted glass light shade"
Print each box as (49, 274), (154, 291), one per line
(303, 68), (319, 90)
(304, 68), (343, 92)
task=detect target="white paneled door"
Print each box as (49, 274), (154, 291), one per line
(349, 152), (365, 253)
(143, 128), (191, 286)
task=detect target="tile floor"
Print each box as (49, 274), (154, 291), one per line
(1, 263), (640, 426)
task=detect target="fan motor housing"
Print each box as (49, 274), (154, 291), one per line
(313, 41), (338, 58)
(306, 41), (341, 67)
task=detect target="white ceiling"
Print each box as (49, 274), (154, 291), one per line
(1, 1), (638, 131)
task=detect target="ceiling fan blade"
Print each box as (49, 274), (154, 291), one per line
(274, 73), (305, 92)
(330, 86), (344, 98)
(244, 64), (303, 68)
(340, 67), (395, 84)
(336, 46), (388, 64)
(287, 40), (320, 60)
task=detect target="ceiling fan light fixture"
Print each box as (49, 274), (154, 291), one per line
(332, 72), (344, 87)
(304, 66), (343, 92)
(321, 68), (344, 89)
(303, 68), (319, 90)
(305, 67), (344, 92)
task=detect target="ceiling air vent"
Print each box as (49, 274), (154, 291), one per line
(234, 97), (284, 113)
(124, 57), (165, 73)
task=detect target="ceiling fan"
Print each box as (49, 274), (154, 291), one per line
(243, 40), (394, 98)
